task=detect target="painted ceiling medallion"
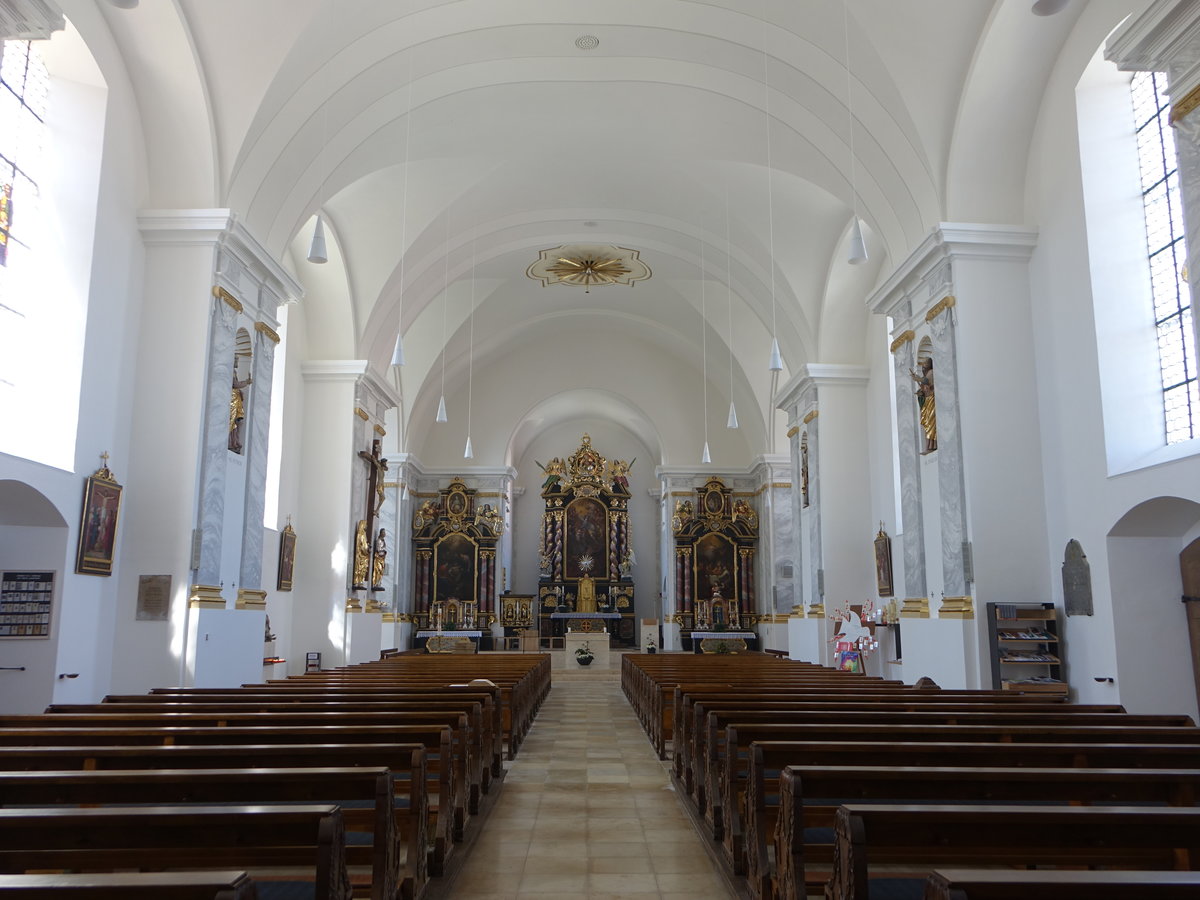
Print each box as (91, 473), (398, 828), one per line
(526, 244), (651, 291)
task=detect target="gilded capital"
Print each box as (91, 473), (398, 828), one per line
(889, 330), (916, 353)
(212, 286), (243, 313)
(254, 321), (281, 344)
(925, 295), (956, 322)
(1171, 82), (1200, 124)
(802, 410), (818, 425)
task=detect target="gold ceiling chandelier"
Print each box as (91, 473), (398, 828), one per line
(526, 244), (651, 291)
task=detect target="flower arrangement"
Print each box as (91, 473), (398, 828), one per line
(574, 642), (594, 665)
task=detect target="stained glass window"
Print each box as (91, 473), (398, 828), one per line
(1132, 71), (1197, 444)
(0, 39), (49, 391)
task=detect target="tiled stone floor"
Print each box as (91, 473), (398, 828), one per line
(449, 665), (735, 899)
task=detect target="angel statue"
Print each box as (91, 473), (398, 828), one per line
(609, 457), (635, 491)
(537, 458), (566, 492)
(671, 499), (694, 534)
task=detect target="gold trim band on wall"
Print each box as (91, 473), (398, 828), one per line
(213, 286), (243, 313)
(354, 407), (369, 421)
(254, 321), (280, 343)
(925, 295), (956, 322)
(890, 330), (915, 353)
(1171, 82), (1200, 124)
(802, 410), (818, 425)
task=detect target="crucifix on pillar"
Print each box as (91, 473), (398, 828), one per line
(352, 439), (388, 591)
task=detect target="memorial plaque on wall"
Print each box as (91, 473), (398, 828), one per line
(0, 571), (54, 638)
(136, 574), (171, 621)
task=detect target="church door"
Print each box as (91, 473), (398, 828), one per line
(1182, 537), (1200, 711)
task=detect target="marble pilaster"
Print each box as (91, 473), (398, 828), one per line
(805, 410), (823, 611)
(238, 324), (278, 591)
(195, 292), (238, 589)
(928, 303), (969, 597)
(891, 334), (927, 599)
(786, 422), (806, 608)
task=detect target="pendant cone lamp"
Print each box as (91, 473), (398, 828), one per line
(727, 402), (739, 430)
(848, 216), (868, 265)
(390, 333), (405, 367)
(701, 441), (712, 464)
(307, 215), (328, 264)
(463, 435), (474, 459)
(435, 395), (447, 423)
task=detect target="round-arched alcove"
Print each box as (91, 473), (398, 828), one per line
(1106, 496), (1200, 721)
(0, 479), (69, 713)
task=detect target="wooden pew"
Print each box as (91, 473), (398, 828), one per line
(48, 699), (494, 812)
(684, 699), (1131, 816)
(122, 687), (505, 781)
(0, 724), (460, 873)
(0, 871), (258, 898)
(763, 765), (1200, 900)
(0, 805), (351, 900)
(827, 804), (1200, 900)
(708, 713), (1198, 865)
(0, 767), (409, 900)
(0, 742), (436, 879)
(922, 868), (1200, 900)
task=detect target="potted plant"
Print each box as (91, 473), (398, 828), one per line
(646, 637), (657, 655)
(575, 642), (594, 666)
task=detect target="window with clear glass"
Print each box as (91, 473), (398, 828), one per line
(1132, 71), (1197, 444)
(0, 39), (49, 392)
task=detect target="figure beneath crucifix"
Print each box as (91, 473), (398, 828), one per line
(371, 528), (387, 590)
(228, 372), (252, 453)
(352, 520), (370, 590)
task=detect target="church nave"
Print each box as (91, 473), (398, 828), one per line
(445, 667), (733, 899)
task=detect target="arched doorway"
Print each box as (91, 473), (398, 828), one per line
(1107, 496), (1200, 721)
(0, 480), (69, 713)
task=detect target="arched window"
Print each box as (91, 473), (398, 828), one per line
(0, 39), (49, 392)
(1130, 71), (1197, 444)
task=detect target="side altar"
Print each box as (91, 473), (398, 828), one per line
(409, 478), (502, 647)
(537, 434), (637, 647)
(672, 478), (759, 651)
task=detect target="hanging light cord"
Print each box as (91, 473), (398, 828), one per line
(762, 6), (778, 348)
(726, 187), (735, 416)
(467, 234), (476, 441)
(440, 215), (449, 403)
(843, 0), (857, 220)
(701, 235), (709, 446)
(397, 57), (414, 355)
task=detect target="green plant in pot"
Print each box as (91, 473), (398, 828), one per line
(575, 642), (594, 666)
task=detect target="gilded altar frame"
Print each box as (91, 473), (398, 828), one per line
(672, 478), (759, 637)
(410, 478), (502, 633)
(537, 434), (636, 645)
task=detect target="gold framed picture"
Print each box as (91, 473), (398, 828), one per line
(75, 459), (123, 576)
(277, 523), (297, 591)
(873, 526), (894, 598)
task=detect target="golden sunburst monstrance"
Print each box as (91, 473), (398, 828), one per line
(526, 244), (652, 291)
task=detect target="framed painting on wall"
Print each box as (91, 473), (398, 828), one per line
(873, 526), (894, 598)
(277, 523), (296, 591)
(75, 458), (122, 576)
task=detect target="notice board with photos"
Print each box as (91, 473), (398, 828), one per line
(1, 571), (54, 638)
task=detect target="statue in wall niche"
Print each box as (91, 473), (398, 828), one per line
(910, 357), (937, 453)
(228, 371), (253, 453)
(352, 520), (370, 590)
(371, 528), (387, 591)
(801, 435), (810, 508)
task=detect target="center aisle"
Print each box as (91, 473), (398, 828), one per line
(448, 663), (735, 899)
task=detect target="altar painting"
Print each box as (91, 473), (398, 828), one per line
(435, 532), (476, 605)
(565, 497), (607, 579)
(694, 532), (735, 602)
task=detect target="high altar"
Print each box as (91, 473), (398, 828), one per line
(672, 478), (759, 649)
(410, 478), (503, 642)
(537, 434), (636, 646)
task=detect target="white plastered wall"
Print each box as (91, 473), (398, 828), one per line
(1023, 0), (1200, 711)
